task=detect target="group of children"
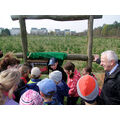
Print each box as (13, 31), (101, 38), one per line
(0, 52), (101, 105)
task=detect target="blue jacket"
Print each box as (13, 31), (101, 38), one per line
(24, 78), (42, 93)
(27, 78), (41, 84)
(53, 81), (69, 104)
(44, 99), (62, 105)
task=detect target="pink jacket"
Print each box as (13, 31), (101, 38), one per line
(67, 69), (81, 97)
(91, 73), (101, 96)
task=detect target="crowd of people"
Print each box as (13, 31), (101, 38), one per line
(0, 49), (120, 105)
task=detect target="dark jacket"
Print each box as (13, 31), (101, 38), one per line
(53, 81), (69, 104)
(43, 99), (62, 105)
(49, 65), (67, 82)
(14, 78), (41, 103)
(14, 77), (27, 103)
(98, 65), (120, 105)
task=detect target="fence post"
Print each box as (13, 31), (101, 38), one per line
(19, 17), (28, 63)
(87, 15), (93, 69)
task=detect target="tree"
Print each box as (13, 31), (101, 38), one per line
(101, 24), (109, 37)
(1, 29), (11, 36)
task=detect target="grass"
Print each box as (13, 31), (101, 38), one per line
(0, 35), (120, 73)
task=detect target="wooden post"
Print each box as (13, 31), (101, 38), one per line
(87, 15), (93, 69)
(19, 17), (28, 63)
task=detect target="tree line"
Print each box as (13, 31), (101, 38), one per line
(79, 21), (120, 37)
(0, 28), (11, 36)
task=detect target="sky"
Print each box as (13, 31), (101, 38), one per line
(0, 0), (120, 33)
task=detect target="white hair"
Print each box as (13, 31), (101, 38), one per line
(101, 50), (118, 63)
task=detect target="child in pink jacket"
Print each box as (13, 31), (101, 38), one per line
(64, 62), (81, 105)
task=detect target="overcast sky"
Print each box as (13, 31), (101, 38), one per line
(0, 0), (120, 33)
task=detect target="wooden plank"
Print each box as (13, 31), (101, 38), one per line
(15, 53), (89, 61)
(87, 15), (94, 68)
(19, 17), (28, 63)
(11, 15), (102, 21)
(66, 54), (88, 61)
(27, 59), (48, 63)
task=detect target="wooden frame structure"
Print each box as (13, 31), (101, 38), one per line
(11, 15), (102, 68)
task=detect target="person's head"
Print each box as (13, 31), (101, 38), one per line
(49, 70), (62, 85)
(48, 57), (58, 70)
(19, 89), (43, 105)
(0, 49), (3, 58)
(19, 65), (30, 78)
(82, 67), (92, 76)
(0, 68), (20, 104)
(31, 67), (41, 79)
(77, 75), (99, 105)
(0, 52), (20, 71)
(100, 50), (118, 72)
(23, 63), (32, 74)
(64, 62), (75, 78)
(37, 78), (56, 100)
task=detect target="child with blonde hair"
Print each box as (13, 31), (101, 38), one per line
(0, 68), (20, 105)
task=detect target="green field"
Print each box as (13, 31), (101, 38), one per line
(0, 35), (120, 73)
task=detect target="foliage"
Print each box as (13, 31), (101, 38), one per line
(80, 21), (120, 37)
(1, 28), (11, 36)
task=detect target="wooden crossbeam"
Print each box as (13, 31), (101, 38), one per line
(11, 15), (102, 21)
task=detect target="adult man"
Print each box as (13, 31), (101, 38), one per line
(97, 50), (120, 105)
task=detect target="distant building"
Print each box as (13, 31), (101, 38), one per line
(55, 29), (61, 36)
(71, 31), (77, 35)
(40, 28), (48, 35)
(30, 28), (48, 35)
(10, 28), (20, 35)
(30, 28), (38, 35)
(64, 29), (71, 36)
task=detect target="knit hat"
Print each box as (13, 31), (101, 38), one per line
(19, 89), (43, 105)
(49, 70), (62, 83)
(77, 75), (99, 103)
(31, 67), (41, 78)
(37, 78), (57, 96)
(48, 57), (58, 66)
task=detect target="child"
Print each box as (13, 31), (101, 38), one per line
(82, 67), (97, 79)
(37, 78), (60, 105)
(49, 70), (69, 104)
(19, 89), (43, 105)
(14, 65), (30, 103)
(26, 67), (42, 92)
(28, 67), (41, 84)
(0, 68), (20, 105)
(82, 66), (101, 96)
(0, 52), (20, 72)
(77, 75), (99, 105)
(64, 62), (81, 105)
(19, 65), (30, 86)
